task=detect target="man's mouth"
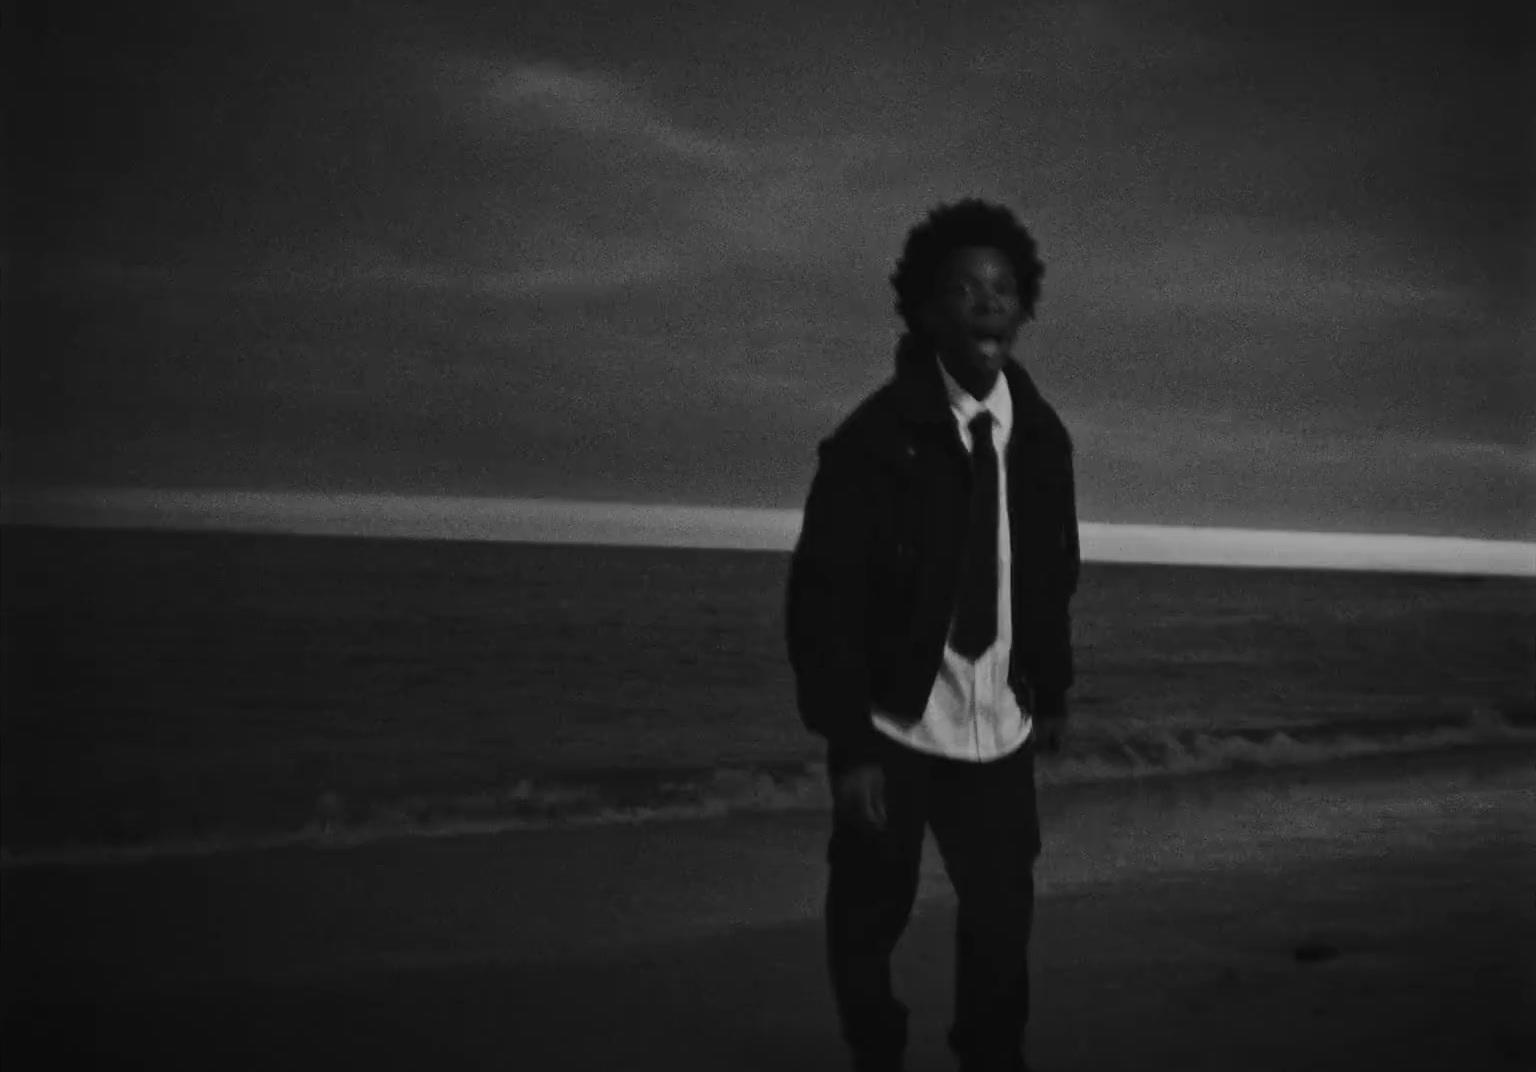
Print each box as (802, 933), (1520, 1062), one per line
(969, 330), (1012, 359)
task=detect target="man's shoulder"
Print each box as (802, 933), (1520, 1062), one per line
(1032, 394), (1075, 452)
(819, 377), (909, 461)
(812, 351), (1074, 462)
(1005, 367), (1074, 455)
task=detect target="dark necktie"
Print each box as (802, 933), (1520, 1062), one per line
(951, 411), (998, 660)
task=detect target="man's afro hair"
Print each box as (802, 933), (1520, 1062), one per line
(889, 199), (1045, 334)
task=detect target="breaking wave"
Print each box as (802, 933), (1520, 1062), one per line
(5, 710), (1533, 868)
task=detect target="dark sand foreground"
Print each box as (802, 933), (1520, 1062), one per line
(4, 748), (1534, 1071)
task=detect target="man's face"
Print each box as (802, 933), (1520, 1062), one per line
(920, 246), (1025, 380)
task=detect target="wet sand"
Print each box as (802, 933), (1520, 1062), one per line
(4, 747), (1533, 1070)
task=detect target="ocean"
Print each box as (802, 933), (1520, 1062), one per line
(2, 525), (1532, 861)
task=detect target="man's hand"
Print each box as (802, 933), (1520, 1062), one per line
(1034, 694), (1069, 755)
(833, 763), (887, 831)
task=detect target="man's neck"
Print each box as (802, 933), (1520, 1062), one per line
(936, 350), (1002, 403)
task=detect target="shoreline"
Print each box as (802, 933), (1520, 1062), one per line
(4, 737), (1533, 870)
(4, 747), (1532, 1070)
(6, 734), (1529, 866)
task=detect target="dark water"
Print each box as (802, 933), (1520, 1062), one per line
(2, 526), (1532, 856)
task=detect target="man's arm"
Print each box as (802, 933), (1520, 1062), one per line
(1032, 439), (1080, 723)
(785, 437), (884, 774)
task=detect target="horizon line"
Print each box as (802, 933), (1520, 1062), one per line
(2, 487), (1532, 577)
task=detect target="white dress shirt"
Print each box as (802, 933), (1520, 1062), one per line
(871, 356), (1032, 762)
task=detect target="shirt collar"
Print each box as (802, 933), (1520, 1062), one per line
(935, 353), (1013, 436)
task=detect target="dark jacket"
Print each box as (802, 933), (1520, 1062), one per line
(785, 334), (1080, 772)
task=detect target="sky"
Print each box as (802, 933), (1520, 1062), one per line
(6, 0), (1534, 541)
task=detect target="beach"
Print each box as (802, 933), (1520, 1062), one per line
(4, 528), (1534, 1068)
(5, 746), (1533, 1071)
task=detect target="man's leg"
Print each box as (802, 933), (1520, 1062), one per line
(825, 739), (929, 1071)
(929, 742), (1040, 1072)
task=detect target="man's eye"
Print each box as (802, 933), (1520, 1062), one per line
(945, 283), (1016, 302)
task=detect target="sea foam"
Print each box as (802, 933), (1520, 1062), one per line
(5, 711), (1531, 869)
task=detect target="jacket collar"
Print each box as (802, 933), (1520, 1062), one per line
(890, 332), (1051, 438)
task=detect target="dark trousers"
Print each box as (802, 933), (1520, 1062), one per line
(826, 733), (1040, 1071)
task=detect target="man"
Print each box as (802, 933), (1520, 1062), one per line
(786, 198), (1080, 1072)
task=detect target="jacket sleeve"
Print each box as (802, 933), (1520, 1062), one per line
(785, 436), (885, 772)
(1031, 439), (1080, 717)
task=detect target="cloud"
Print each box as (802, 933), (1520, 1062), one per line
(341, 239), (681, 297)
(435, 53), (922, 269)
(61, 232), (683, 302)
(1064, 397), (1535, 534)
(1073, 399), (1533, 470)
(470, 60), (742, 165)
(1067, 215), (1475, 321)
(55, 54), (920, 304)
(968, 0), (1218, 86)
